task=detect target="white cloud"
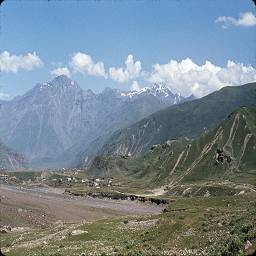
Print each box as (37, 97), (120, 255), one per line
(50, 67), (71, 78)
(131, 81), (141, 91)
(215, 12), (256, 28)
(70, 52), (106, 78)
(0, 51), (43, 73)
(0, 92), (10, 100)
(109, 54), (142, 83)
(148, 58), (256, 97)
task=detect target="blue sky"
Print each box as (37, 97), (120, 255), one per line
(0, 0), (256, 98)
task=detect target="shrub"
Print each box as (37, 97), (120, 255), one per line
(221, 236), (242, 256)
(241, 223), (253, 234)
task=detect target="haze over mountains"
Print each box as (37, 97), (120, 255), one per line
(0, 75), (192, 169)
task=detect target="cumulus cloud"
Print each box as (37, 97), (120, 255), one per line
(0, 51), (43, 73)
(50, 67), (71, 78)
(131, 81), (141, 91)
(70, 52), (106, 78)
(109, 54), (142, 83)
(215, 12), (256, 28)
(148, 58), (256, 97)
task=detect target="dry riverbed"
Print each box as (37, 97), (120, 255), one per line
(0, 184), (164, 229)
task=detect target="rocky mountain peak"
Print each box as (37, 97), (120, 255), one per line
(122, 82), (185, 105)
(84, 89), (96, 97)
(23, 76), (83, 104)
(0, 76), (198, 168)
(151, 82), (171, 91)
(150, 83), (175, 97)
(50, 75), (78, 87)
(101, 87), (123, 97)
(32, 75), (80, 92)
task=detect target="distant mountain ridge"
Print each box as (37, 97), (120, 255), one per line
(121, 83), (194, 104)
(100, 82), (256, 157)
(0, 75), (192, 168)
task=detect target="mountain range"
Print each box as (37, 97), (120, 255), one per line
(1, 75), (255, 172)
(0, 75), (192, 169)
(100, 82), (256, 158)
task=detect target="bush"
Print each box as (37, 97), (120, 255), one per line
(221, 236), (242, 256)
(245, 229), (256, 241)
(241, 223), (253, 234)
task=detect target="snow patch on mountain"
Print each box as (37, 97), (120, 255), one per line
(121, 82), (191, 105)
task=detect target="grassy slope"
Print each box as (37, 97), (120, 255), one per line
(101, 82), (256, 156)
(2, 194), (256, 256)
(87, 106), (256, 193)
(2, 108), (256, 256)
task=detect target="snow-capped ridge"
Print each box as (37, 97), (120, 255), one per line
(26, 76), (194, 108)
(120, 82), (189, 105)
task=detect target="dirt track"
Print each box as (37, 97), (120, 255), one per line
(0, 184), (163, 228)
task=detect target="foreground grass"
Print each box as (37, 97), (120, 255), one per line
(1, 193), (256, 256)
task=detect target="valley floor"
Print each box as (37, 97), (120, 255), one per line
(1, 184), (256, 256)
(0, 184), (162, 228)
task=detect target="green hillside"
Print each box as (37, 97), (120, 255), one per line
(88, 106), (256, 194)
(101, 82), (256, 157)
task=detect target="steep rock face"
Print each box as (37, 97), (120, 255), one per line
(101, 82), (256, 157)
(88, 106), (256, 187)
(0, 140), (27, 170)
(0, 75), (190, 168)
(0, 76), (86, 162)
